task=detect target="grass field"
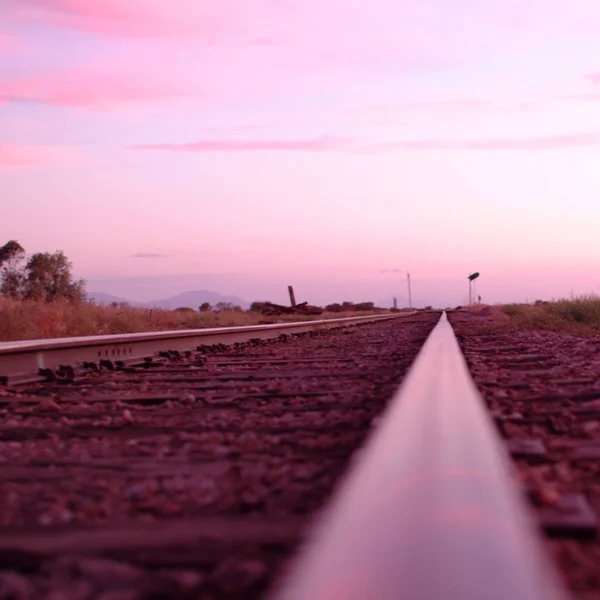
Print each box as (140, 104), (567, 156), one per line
(497, 294), (600, 334)
(0, 298), (391, 341)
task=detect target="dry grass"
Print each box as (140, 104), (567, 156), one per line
(498, 294), (600, 334)
(0, 298), (388, 342)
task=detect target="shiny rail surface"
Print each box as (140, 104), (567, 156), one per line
(270, 311), (568, 600)
(0, 313), (408, 385)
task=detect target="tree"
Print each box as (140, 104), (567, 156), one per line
(214, 302), (234, 312)
(23, 250), (85, 302)
(199, 302), (212, 312)
(0, 240), (24, 267)
(0, 241), (86, 303)
(0, 240), (25, 298)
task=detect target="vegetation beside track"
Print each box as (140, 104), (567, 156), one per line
(489, 294), (600, 334)
(0, 298), (400, 341)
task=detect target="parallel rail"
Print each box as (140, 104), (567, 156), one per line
(0, 312), (407, 385)
(270, 312), (568, 600)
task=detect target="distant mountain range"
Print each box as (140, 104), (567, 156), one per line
(87, 290), (250, 310)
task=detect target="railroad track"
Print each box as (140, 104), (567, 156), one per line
(0, 310), (595, 599)
(0, 312), (433, 600)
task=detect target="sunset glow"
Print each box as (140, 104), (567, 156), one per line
(3, 0), (600, 306)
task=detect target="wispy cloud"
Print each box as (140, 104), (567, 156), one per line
(133, 130), (600, 155)
(375, 130), (600, 151)
(8, 0), (588, 69)
(130, 253), (170, 258)
(133, 136), (353, 153)
(4, 0), (277, 43)
(0, 69), (187, 109)
(358, 99), (539, 125)
(361, 100), (535, 116)
(5, 0), (222, 38)
(558, 73), (600, 102)
(371, 100), (489, 112)
(559, 93), (600, 102)
(0, 144), (80, 169)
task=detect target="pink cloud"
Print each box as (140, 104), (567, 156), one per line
(557, 74), (600, 101)
(133, 130), (600, 154)
(0, 144), (80, 169)
(6, 0), (235, 38)
(0, 69), (187, 109)
(376, 130), (600, 151)
(357, 100), (538, 121)
(133, 137), (353, 153)
(362, 100), (490, 115)
(9, 0), (597, 70)
(560, 93), (600, 102)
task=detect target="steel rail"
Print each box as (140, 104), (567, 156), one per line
(269, 311), (568, 600)
(0, 312), (409, 384)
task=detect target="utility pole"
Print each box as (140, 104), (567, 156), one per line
(467, 272), (480, 306)
(288, 285), (296, 307)
(407, 272), (412, 309)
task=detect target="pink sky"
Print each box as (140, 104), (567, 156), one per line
(2, 0), (600, 307)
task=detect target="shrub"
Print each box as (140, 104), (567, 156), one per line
(498, 294), (600, 333)
(325, 303), (343, 313)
